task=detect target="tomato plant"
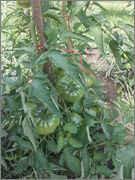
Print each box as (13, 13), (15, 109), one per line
(1, 1), (134, 179)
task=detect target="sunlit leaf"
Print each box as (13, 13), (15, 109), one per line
(48, 50), (85, 88)
(70, 2), (87, 18)
(31, 78), (62, 118)
(90, 23), (104, 54)
(22, 117), (37, 151)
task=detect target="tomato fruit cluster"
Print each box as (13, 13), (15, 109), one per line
(26, 72), (96, 136)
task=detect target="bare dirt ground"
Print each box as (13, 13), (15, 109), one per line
(87, 48), (134, 133)
(87, 48), (118, 106)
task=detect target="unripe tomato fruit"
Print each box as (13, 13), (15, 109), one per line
(70, 112), (83, 126)
(83, 73), (95, 88)
(56, 76), (84, 103)
(53, 68), (66, 80)
(27, 101), (39, 113)
(35, 114), (60, 136)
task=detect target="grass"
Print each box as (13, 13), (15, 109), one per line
(93, 1), (134, 25)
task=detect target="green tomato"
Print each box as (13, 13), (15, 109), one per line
(56, 76), (84, 103)
(27, 101), (39, 112)
(35, 114), (60, 136)
(53, 68), (66, 80)
(26, 101), (41, 118)
(70, 112), (83, 126)
(83, 73), (95, 88)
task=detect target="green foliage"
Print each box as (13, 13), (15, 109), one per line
(81, 147), (90, 177)
(14, 157), (29, 175)
(22, 117), (37, 151)
(31, 78), (62, 118)
(116, 146), (134, 179)
(109, 40), (122, 68)
(48, 50), (83, 86)
(1, 1), (134, 179)
(90, 23), (104, 54)
(63, 122), (77, 134)
(63, 149), (81, 176)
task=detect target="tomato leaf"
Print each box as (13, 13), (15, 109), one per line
(81, 147), (90, 177)
(48, 50), (85, 88)
(122, 109), (134, 125)
(109, 39), (122, 68)
(1, 156), (7, 171)
(57, 134), (64, 153)
(70, 2), (87, 18)
(90, 23), (104, 54)
(22, 117), (37, 151)
(36, 149), (48, 169)
(2, 76), (17, 86)
(14, 157), (29, 175)
(44, 12), (61, 24)
(101, 121), (110, 139)
(116, 146), (134, 179)
(21, 91), (36, 126)
(69, 137), (83, 148)
(13, 135), (33, 151)
(29, 151), (46, 178)
(61, 31), (93, 42)
(63, 123), (77, 134)
(64, 153), (81, 176)
(46, 140), (58, 154)
(76, 125), (89, 146)
(96, 165), (112, 176)
(49, 172), (67, 179)
(31, 79), (62, 118)
(1, 129), (8, 138)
